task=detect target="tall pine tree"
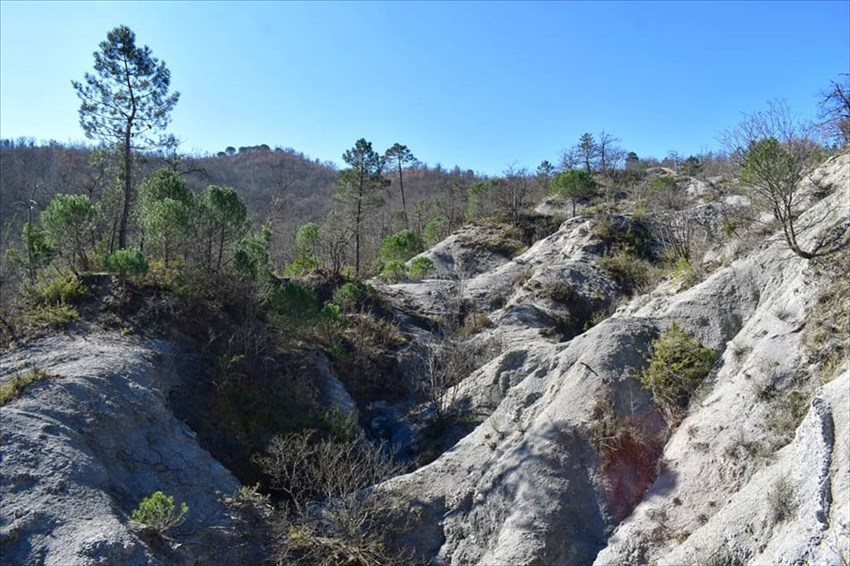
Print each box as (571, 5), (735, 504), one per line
(73, 26), (179, 249)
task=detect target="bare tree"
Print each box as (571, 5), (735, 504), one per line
(597, 131), (624, 177)
(818, 74), (850, 146)
(722, 100), (841, 259)
(559, 146), (582, 171)
(318, 209), (353, 276)
(492, 165), (531, 224)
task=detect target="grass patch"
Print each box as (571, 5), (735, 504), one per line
(600, 251), (656, 295)
(767, 389), (810, 447)
(0, 368), (53, 406)
(459, 312), (490, 339)
(768, 474), (797, 523)
(803, 256), (850, 381)
(24, 304), (80, 329)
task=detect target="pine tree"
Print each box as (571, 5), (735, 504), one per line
(72, 26), (179, 249)
(334, 139), (388, 276)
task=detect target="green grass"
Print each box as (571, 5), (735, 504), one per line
(0, 368), (52, 406)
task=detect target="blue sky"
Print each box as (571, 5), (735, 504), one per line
(1, 1), (848, 175)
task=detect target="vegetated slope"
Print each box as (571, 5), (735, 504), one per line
(375, 153), (850, 564)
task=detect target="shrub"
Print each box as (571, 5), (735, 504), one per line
(640, 323), (715, 416)
(592, 215), (653, 258)
(316, 303), (344, 346)
(583, 309), (609, 332)
(105, 248), (149, 279)
(767, 389), (810, 446)
(767, 475), (796, 523)
(41, 193), (99, 271)
(600, 251), (655, 295)
(380, 260), (408, 283)
(459, 312), (490, 339)
(24, 304), (79, 329)
(423, 217), (447, 248)
(131, 491), (188, 533)
(283, 254), (320, 277)
(379, 229), (423, 262)
(253, 430), (411, 565)
(541, 281), (574, 303)
(26, 274), (88, 307)
(332, 282), (365, 312)
(267, 281), (319, 327)
(408, 256), (435, 279)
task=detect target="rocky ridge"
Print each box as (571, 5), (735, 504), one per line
(377, 153), (850, 564)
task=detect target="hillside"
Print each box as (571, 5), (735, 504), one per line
(0, 153), (847, 564)
(375, 153), (849, 564)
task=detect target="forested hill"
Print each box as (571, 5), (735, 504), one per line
(0, 139), (484, 262)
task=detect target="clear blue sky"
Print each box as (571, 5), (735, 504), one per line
(1, 1), (848, 175)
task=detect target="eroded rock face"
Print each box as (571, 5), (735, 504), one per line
(0, 334), (270, 565)
(376, 153), (850, 564)
(2, 154), (847, 566)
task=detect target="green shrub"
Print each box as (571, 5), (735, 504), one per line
(649, 175), (679, 192)
(640, 323), (715, 415)
(582, 309), (609, 332)
(25, 304), (79, 329)
(332, 282), (365, 312)
(316, 302), (344, 346)
(408, 256), (435, 279)
(131, 491), (188, 533)
(105, 248), (149, 278)
(381, 260), (408, 283)
(379, 229), (423, 262)
(283, 254), (320, 277)
(423, 217), (447, 248)
(267, 282), (319, 326)
(541, 281), (573, 303)
(592, 215), (652, 258)
(234, 226), (272, 280)
(26, 275), (88, 306)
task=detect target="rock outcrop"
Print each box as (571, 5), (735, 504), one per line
(2, 154), (847, 565)
(377, 153), (850, 564)
(0, 334), (270, 565)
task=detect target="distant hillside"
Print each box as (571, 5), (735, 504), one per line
(0, 140), (484, 264)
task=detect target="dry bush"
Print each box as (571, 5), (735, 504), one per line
(253, 430), (414, 565)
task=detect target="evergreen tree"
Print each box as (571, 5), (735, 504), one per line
(550, 170), (598, 217)
(384, 143), (417, 229)
(334, 139), (388, 276)
(72, 26), (180, 250)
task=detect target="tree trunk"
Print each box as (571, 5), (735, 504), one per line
(118, 125), (132, 249)
(398, 162), (408, 229)
(217, 224), (225, 271)
(354, 209), (362, 277)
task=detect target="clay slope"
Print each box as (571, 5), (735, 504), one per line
(0, 334), (269, 565)
(377, 153), (850, 565)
